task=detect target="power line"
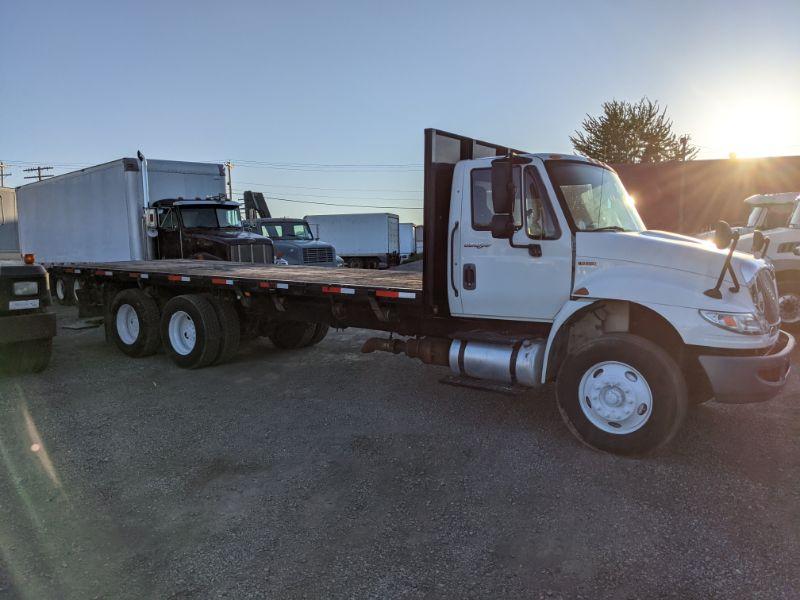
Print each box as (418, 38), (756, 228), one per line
(232, 192), (423, 210)
(23, 166), (53, 182)
(233, 185), (421, 202)
(235, 181), (422, 194)
(0, 162), (12, 187)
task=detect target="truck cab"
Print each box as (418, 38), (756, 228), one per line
(421, 129), (792, 453)
(148, 198), (274, 263)
(736, 192), (800, 327)
(245, 217), (337, 267)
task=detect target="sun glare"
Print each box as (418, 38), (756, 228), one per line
(709, 95), (800, 158)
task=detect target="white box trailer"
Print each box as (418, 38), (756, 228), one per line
(17, 158), (227, 264)
(304, 212), (400, 269)
(414, 224), (424, 255)
(399, 222), (416, 259)
(0, 187), (19, 259)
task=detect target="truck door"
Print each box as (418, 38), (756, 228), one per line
(156, 208), (182, 259)
(454, 159), (572, 322)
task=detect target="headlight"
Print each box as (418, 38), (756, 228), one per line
(13, 281), (39, 296)
(699, 309), (767, 335)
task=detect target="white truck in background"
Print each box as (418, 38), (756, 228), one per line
(735, 192), (800, 328)
(305, 212), (400, 269)
(16, 156), (273, 304)
(0, 187), (19, 260)
(399, 222), (416, 260)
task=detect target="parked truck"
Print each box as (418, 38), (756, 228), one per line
(48, 129), (793, 455)
(0, 255), (56, 373)
(16, 156), (273, 304)
(734, 193), (800, 328)
(242, 191), (337, 267)
(399, 222), (416, 260)
(305, 212), (400, 269)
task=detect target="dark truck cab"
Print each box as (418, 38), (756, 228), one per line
(0, 259), (56, 373)
(150, 198), (274, 263)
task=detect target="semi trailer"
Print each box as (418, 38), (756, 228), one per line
(399, 222), (416, 260)
(305, 212), (400, 269)
(48, 129), (793, 455)
(16, 156), (273, 304)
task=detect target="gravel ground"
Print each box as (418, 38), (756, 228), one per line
(0, 304), (798, 599)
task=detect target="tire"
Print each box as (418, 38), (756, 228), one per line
(109, 288), (161, 358)
(304, 323), (329, 347)
(0, 339), (52, 374)
(54, 276), (75, 306)
(349, 258), (363, 269)
(556, 333), (688, 456)
(160, 294), (221, 369)
(777, 280), (800, 332)
(268, 320), (317, 349)
(203, 294), (241, 364)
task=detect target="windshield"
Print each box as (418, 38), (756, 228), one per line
(546, 161), (645, 232)
(789, 203), (800, 228)
(180, 207), (242, 229)
(259, 221), (314, 240)
(748, 204), (794, 229)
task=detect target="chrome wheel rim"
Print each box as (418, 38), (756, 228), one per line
(116, 304), (140, 345)
(56, 279), (65, 301)
(779, 293), (800, 323)
(168, 310), (196, 356)
(578, 361), (653, 435)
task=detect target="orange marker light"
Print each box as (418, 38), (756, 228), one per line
(23, 253), (35, 265)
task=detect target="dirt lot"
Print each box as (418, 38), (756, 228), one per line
(1, 304), (799, 599)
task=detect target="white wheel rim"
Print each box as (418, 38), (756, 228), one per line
(779, 293), (800, 323)
(116, 304), (140, 345)
(578, 361), (653, 435)
(73, 280), (81, 302)
(168, 310), (196, 356)
(56, 279), (65, 301)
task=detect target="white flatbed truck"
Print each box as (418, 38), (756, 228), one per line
(49, 129), (794, 455)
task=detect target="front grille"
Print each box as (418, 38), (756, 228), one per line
(303, 247), (334, 264)
(754, 268), (780, 324)
(231, 243), (272, 264)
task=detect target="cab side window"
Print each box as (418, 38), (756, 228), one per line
(470, 167), (521, 231)
(158, 208), (176, 230)
(524, 167), (560, 239)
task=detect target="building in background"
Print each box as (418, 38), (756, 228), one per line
(614, 155), (800, 234)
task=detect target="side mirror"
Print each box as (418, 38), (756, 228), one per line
(752, 229), (765, 253)
(490, 160), (516, 215)
(713, 220), (734, 249)
(490, 214), (515, 239)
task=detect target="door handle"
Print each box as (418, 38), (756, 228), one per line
(450, 220), (459, 297)
(463, 263), (476, 290)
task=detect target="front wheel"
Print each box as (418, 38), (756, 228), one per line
(777, 281), (800, 331)
(556, 333), (687, 456)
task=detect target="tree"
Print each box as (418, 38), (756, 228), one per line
(570, 98), (699, 164)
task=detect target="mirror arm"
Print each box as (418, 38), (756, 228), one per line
(704, 232), (740, 298)
(760, 237), (771, 259)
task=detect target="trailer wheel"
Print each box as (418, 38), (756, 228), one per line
(0, 340), (52, 375)
(203, 294), (241, 364)
(161, 295), (221, 369)
(304, 323), (329, 347)
(349, 258), (363, 269)
(268, 320), (317, 349)
(556, 333), (687, 456)
(54, 276), (75, 306)
(109, 289), (161, 358)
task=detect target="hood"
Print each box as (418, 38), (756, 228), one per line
(187, 229), (273, 245)
(576, 230), (763, 285)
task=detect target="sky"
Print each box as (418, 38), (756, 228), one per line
(2, 0), (800, 224)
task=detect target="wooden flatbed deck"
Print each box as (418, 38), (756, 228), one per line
(53, 260), (423, 302)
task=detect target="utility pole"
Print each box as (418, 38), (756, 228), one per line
(0, 162), (12, 187)
(225, 161), (233, 201)
(23, 166), (53, 182)
(677, 135), (689, 232)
